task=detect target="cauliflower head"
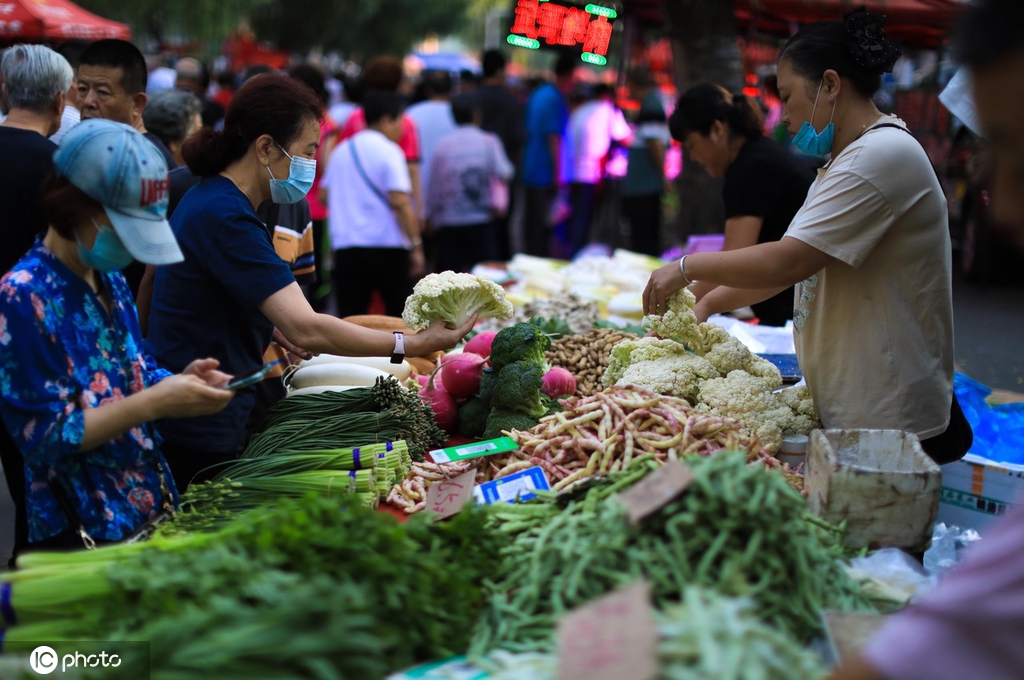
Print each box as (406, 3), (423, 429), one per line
(642, 287), (698, 341)
(685, 322), (783, 389)
(402, 272), (514, 330)
(696, 370), (794, 452)
(777, 385), (821, 435)
(601, 337), (717, 402)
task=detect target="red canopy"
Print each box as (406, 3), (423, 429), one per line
(736, 0), (966, 47)
(0, 0), (130, 42)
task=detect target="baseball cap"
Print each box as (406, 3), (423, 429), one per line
(53, 119), (184, 265)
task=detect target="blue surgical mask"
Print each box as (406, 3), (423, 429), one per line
(267, 143), (316, 204)
(791, 80), (837, 158)
(77, 220), (134, 272)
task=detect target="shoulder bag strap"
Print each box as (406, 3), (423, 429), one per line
(349, 138), (392, 207)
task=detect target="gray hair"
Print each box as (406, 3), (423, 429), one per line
(143, 88), (202, 146)
(1, 44), (73, 114)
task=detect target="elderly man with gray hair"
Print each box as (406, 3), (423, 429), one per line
(0, 43), (73, 275)
(143, 88), (202, 168)
(0, 42), (72, 568)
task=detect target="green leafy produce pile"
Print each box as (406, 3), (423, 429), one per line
(2, 497), (502, 679)
(472, 452), (874, 655)
(472, 587), (827, 680)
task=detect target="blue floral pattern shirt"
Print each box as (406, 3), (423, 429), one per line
(0, 244), (177, 543)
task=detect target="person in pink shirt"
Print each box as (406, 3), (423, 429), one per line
(830, 2), (1024, 677)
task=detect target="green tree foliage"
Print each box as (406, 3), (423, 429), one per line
(251, 0), (472, 55)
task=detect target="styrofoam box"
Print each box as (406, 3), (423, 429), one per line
(806, 429), (941, 552)
(938, 453), (1024, 533)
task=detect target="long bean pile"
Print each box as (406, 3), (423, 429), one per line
(503, 385), (788, 492)
(471, 452), (872, 655)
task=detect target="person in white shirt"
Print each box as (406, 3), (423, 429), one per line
(406, 70), (458, 218)
(50, 39), (88, 145)
(643, 9), (971, 467)
(427, 93), (514, 273)
(320, 91), (423, 317)
(567, 83), (631, 254)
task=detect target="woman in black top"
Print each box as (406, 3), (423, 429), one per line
(670, 84), (814, 326)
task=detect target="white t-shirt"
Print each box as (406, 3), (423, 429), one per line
(568, 99), (632, 184)
(50, 105), (81, 146)
(786, 116), (954, 440)
(323, 129), (412, 250)
(406, 99), (457, 211)
(427, 125), (514, 227)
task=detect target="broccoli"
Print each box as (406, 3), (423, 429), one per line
(490, 360), (547, 419)
(483, 408), (539, 440)
(478, 366), (498, 402)
(458, 396), (491, 438)
(401, 271), (514, 330)
(489, 322), (551, 373)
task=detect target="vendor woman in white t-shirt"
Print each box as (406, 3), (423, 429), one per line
(643, 9), (972, 465)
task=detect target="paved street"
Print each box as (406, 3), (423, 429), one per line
(0, 276), (1019, 563)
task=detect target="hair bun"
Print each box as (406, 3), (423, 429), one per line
(844, 9), (902, 74)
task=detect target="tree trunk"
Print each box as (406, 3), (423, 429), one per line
(663, 0), (743, 240)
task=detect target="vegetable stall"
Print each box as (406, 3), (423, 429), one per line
(0, 255), (938, 679)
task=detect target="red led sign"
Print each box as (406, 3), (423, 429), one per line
(509, 0), (616, 57)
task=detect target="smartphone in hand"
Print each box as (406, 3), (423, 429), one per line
(224, 360), (282, 390)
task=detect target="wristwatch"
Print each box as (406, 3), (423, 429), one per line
(391, 331), (405, 365)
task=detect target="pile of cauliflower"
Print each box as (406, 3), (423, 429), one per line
(602, 288), (819, 452)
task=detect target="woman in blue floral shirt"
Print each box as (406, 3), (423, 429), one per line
(0, 120), (233, 556)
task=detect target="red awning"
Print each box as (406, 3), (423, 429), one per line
(736, 0), (966, 47)
(0, 0), (130, 42)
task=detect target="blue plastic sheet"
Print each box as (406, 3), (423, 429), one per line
(954, 372), (1024, 464)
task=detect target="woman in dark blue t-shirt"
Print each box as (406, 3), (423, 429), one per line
(146, 74), (474, 491)
(667, 84), (815, 326)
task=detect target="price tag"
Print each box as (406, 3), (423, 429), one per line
(556, 581), (658, 680)
(424, 470), (477, 520)
(617, 460), (694, 524)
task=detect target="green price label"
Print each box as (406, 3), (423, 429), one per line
(581, 52), (608, 66)
(585, 4), (617, 18)
(507, 34), (540, 50)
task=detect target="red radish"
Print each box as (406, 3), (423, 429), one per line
(441, 353), (487, 399)
(464, 331), (498, 358)
(419, 369), (458, 433)
(541, 366), (577, 398)
(415, 373), (430, 387)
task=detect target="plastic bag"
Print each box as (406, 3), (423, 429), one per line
(953, 372), (1024, 464)
(846, 549), (936, 606)
(923, 522), (982, 575)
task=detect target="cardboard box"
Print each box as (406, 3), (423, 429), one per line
(938, 453), (1024, 533)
